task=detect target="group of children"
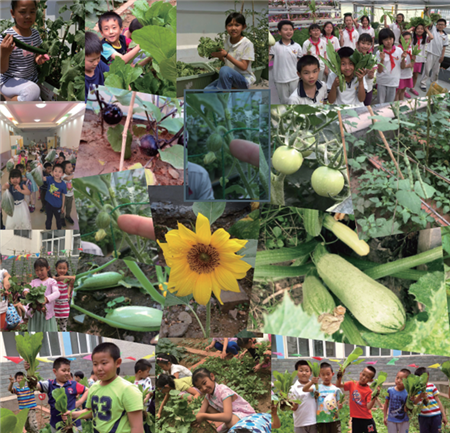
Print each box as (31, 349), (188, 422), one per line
(290, 360), (448, 433)
(271, 11), (448, 106)
(0, 255), (75, 332)
(2, 148), (75, 230)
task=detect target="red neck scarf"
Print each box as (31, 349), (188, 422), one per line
(346, 27), (355, 42)
(399, 44), (411, 57)
(384, 47), (396, 70)
(309, 38), (321, 55)
(325, 35), (334, 40)
(416, 39), (421, 50)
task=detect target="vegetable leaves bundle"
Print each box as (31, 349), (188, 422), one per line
(307, 361), (320, 398)
(15, 333), (43, 388)
(272, 370), (302, 410)
(441, 361), (450, 386)
(370, 371), (388, 397)
(400, 35), (411, 53)
(177, 61), (209, 77)
(338, 347), (365, 373)
(197, 37), (223, 59)
(23, 284), (47, 313)
(411, 45), (421, 56)
(403, 373), (428, 416)
(320, 40), (345, 92)
(350, 50), (379, 72)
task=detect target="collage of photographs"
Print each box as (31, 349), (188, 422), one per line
(0, 0), (449, 433)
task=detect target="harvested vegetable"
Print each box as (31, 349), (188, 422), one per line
(307, 361), (321, 398)
(349, 50), (379, 71)
(31, 166), (44, 187)
(177, 61), (209, 77)
(0, 32), (47, 55)
(370, 371), (388, 397)
(320, 41), (345, 92)
(6, 160), (14, 172)
(23, 284), (47, 313)
(197, 37), (223, 59)
(338, 347), (364, 373)
(441, 361), (450, 387)
(272, 370), (302, 411)
(269, 31), (276, 47)
(46, 149), (57, 163)
(2, 189), (15, 217)
(78, 271), (124, 290)
(404, 373), (428, 416)
(15, 333), (43, 389)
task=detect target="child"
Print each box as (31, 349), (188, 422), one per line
(192, 367), (255, 430)
(420, 17), (448, 91)
(41, 163), (67, 230)
(122, 19), (148, 66)
(397, 32), (415, 101)
(413, 367), (448, 433)
(356, 33), (376, 105)
(0, 0), (49, 101)
(411, 24), (433, 94)
(289, 360), (317, 433)
(376, 28), (404, 104)
(8, 371), (39, 433)
(269, 20), (302, 104)
(384, 13), (406, 45)
(336, 366), (380, 433)
(383, 368), (411, 432)
(2, 168), (32, 230)
(69, 342), (144, 432)
(61, 160), (75, 226)
(25, 357), (88, 433)
(327, 47), (367, 106)
(156, 374), (200, 419)
(85, 31), (109, 102)
(287, 56), (327, 105)
(39, 162), (52, 213)
(74, 371), (84, 382)
(56, 154), (65, 165)
(206, 12), (256, 90)
(236, 338), (271, 371)
(0, 256), (11, 330)
(134, 359), (155, 425)
(156, 353), (192, 379)
(303, 24), (326, 81)
(303, 362), (342, 432)
(53, 259), (75, 332)
(88, 371), (97, 387)
(98, 11), (141, 66)
(206, 338), (240, 359)
(339, 13), (359, 49)
(26, 160), (38, 212)
(18, 150), (28, 166)
(355, 16), (375, 50)
(321, 21), (340, 51)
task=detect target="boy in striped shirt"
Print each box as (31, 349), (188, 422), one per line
(413, 367), (448, 433)
(8, 371), (39, 433)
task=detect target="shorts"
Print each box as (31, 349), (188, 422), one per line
(352, 418), (377, 433)
(414, 62), (424, 74)
(397, 78), (413, 89)
(317, 421), (341, 433)
(295, 426), (318, 433)
(418, 414), (442, 433)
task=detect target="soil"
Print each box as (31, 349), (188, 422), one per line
(68, 256), (161, 344)
(76, 110), (184, 185)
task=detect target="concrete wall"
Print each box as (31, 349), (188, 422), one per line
(0, 117), (17, 170)
(56, 114), (85, 150)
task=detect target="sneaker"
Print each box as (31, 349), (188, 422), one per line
(40, 207), (45, 213)
(30, 206), (35, 213)
(66, 216), (75, 224)
(404, 92), (411, 99)
(410, 89), (419, 96)
(420, 86), (426, 91)
(61, 220), (66, 227)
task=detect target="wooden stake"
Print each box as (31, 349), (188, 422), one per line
(337, 110), (351, 186)
(119, 91), (136, 172)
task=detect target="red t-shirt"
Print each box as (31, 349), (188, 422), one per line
(344, 381), (373, 419)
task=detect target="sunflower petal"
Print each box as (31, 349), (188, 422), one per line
(214, 266), (240, 294)
(211, 277), (223, 305)
(177, 222), (198, 245)
(195, 213), (212, 245)
(193, 273), (213, 305)
(210, 228), (231, 249)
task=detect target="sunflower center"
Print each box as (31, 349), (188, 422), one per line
(187, 244), (220, 274)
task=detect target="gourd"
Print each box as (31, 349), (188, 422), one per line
(105, 306), (163, 331)
(78, 272), (124, 290)
(303, 209), (322, 237)
(206, 132), (224, 152)
(302, 274), (335, 316)
(1, 33), (47, 55)
(96, 210), (111, 229)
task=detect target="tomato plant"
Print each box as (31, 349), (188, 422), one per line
(272, 146), (304, 175)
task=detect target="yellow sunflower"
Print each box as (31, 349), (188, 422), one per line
(157, 213), (252, 305)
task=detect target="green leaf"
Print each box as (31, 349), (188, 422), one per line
(228, 210), (260, 240)
(158, 56), (177, 85)
(414, 180), (436, 199)
(15, 333), (43, 378)
(159, 117), (183, 134)
(396, 190), (422, 214)
(132, 26), (176, 64)
(236, 239), (257, 268)
(192, 202), (226, 225)
(159, 145), (184, 170)
(106, 124), (132, 159)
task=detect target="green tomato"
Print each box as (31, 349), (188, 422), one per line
(272, 146), (304, 175)
(311, 167), (345, 197)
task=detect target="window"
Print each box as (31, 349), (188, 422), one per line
(286, 337), (310, 357)
(40, 333), (62, 357)
(69, 333), (100, 355)
(286, 339), (335, 358)
(41, 231), (81, 256)
(345, 344), (366, 357)
(401, 351), (422, 356)
(370, 347), (391, 357)
(14, 230), (31, 239)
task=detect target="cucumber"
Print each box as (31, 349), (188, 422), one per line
(302, 274), (335, 316)
(315, 247), (406, 334)
(303, 209), (322, 237)
(1, 32), (47, 55)
(80, 272), (123, 289)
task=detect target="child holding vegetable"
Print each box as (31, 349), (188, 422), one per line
(2, 168), (32, 230)
(321, 22), (340, 51)
(192, 367), (255, 430)
(156, 353), (192, 379)
(303, 24), (327, 81)
(0, 0), (50, 101)
(40, 163), (67, 230)
(61, 160), (75, 226)
(384, 13), (406, 45)
(355, 16), (375, 51)
(26, 160), (38, 213)
(53, 259), (75, 332)
(411, 24), (433, 94)
(356, 33), (376, 106)
(396, 32), (416, 101)
(269, 20), (302, 104)
(85, 31), (109, 103)
(383, 368), (411, 432)
(236, 338), (271, 371)
(339, 14), (359, 49)
(206, 12), (256, 90)
(206, 337), (240, 359)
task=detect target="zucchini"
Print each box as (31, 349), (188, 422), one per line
(80, 272), (123, 289)
(105, 306), (162, 331)
(303, 209), (322, 237)
(314, 245), (406, 334)
(1, 32), (47, 55)
(255, 240), (318, 266)
(302, 273), (335, 316)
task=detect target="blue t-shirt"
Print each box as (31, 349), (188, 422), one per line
(9, 181), (26, 201)
(386, 387), (409, 423)
(44, 176), (67, 208)
(101, 34), (128, 64)
(85, 60), (109, 102)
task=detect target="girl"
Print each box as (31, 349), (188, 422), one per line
(23, 258), (60, 332)
(206, 12), (256, 90)
(339, 14), (359, 49)
(384, 13), (406, 45)
(206, 338), (240, 359)
(376, 28), (405, 104)
(396, 32), (415, 101)
(156, 354), (192, 379)
(0, 1), (49, 101)
(356, 33), (376, 106)
(2, 169), (32, 230)
(25, 160), (38, 212)
(193, 368), (256, 431)
(355, 16), (375, 51)
(53, 259), (75, 332)
(156, 374), (200, 419)
(17, 150), (28, 166)
(321, 21), (340, 51)
(0, 255), (11, 330)
(411, 24), (433, 95)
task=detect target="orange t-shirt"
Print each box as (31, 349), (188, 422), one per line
(343, 381), (373, 419)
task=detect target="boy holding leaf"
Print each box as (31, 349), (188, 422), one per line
(383, 369), (411, 433)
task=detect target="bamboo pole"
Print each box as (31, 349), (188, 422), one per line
(337, 110), (351, 186)
(119, 91), (136, 171)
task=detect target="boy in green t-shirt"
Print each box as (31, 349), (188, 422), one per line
(68, 342), (144, 433)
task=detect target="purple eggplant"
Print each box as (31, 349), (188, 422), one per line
(103, 104), (123, 125)
(139, 134), (159, 157)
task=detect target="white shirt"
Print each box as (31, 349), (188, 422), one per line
(270, 40), (302, 83)
(287, 80), (327, 105)
(357, 26), (375, 40)
(321, 35), (340, 51)
(426, 25), (449, 57)
(170, 364), (192, 379)
(341, 28), (359, 49)
(399, 47), (413, 79)
(224, 36), (256, 86)
(376, 46), (403, 87)
(327, 72), (367, 107)
(389, 23), (403, 45)
(62, 174), (74, 198)
(302, 38), (326, 71)
(289, 381), (316, 427)
(414, 38), (427, 63)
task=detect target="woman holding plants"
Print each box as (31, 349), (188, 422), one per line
(0, 0), (50, 101)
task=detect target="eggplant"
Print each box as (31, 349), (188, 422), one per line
(103, 104), (123, 125)
(139, 134), (159, 157)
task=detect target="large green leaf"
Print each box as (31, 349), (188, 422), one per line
(159, 117), (183, 134)
(132, 26), (176, 64)
(159, 145), (184, 170)
(396, 190), (422, 215)
(15, 333), (43, 378)
(106, 124), (132, 159)
(159, 56), (177, 85)
(192, 202), (226, 226)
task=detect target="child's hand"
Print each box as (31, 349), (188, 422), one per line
(384, 416), (387, 426)
(24, 361), (31, 370)
(195, 413), (207, 422)
(36, 54), (50, 65)
(356, 68), (366, 81)
(1, 34), (15, 56)
(220, 352), (227, 359)
(337, 369), (344, 379)
(311, 377), (319, 384)
(402, 51), (407, 59)
(332, 77), (340, 88)
(2, 182), (10, 191)
(9, 375), (14, 383)
(205, 345), (212, 352)
(211, 49), (227, 60)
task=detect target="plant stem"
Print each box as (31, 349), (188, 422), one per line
(270, 173), (286, 205)
(205, 300), (211, 338)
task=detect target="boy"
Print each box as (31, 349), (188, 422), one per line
(383, 368), (410, 433)
(327, 47), (367, 106)
(39, 162), (52, 213)
(134, 358), (154, 426)
(289, 360), (317, 433)
(336, 366), (380, 433)
(8, 371), (39, 433)
(303, 362), (342, 433)
(74, 371), (84, 382)
(420, 16), (448, 90)
(61, 160), (75, 226)
(24, 357), (88, 433)
(41, 163), (67, 230)
(85, 31), (109, 103)
(287, 56), (327, 105)
(413, 367), (448, 433)
(69, 342), (144, 433)
(236, 338), (271, 371)
(340, 13), (359, 49)
(270, 20), (302, 104)
(303, 24), (326, 81)
(88, 370), (97, 387)
(356, 33), (376, 105)
(98, 12), (141, 66)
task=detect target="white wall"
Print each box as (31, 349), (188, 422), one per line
(0, 118), (17, 168)
(56, 113), (85, 150)
(17, 129), (55, 147)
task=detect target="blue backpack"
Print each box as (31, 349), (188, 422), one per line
(5, 304), (21, 329)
